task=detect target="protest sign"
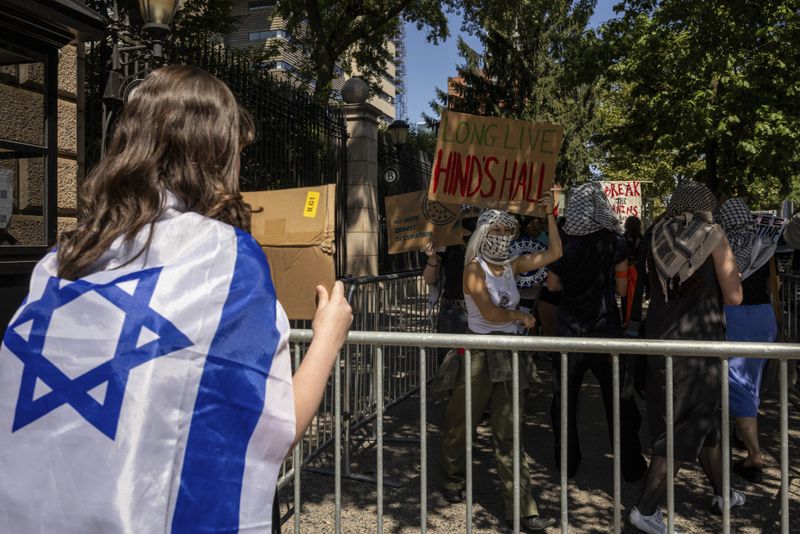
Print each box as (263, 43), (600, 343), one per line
(385, 190), (462, 254)
(753, 213), (786, 245)
(428, 110), (564, 215)
(601, 181), (641, 220)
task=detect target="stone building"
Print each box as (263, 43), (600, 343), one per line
(0, 1), (105, 330)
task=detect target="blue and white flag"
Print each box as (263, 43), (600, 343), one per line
(0, 203), (295, 533)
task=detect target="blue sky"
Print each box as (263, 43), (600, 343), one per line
(403, 0), (619, 124)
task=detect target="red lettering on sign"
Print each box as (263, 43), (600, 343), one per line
(431, 149), (449, 193)
(499, 160), (517, 200)
(481, 157), (498, 198)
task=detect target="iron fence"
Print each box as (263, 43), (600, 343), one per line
(83, 11), (349, 276)
(377, 136), (433, 274)
(781, 273), (800, 343)
(282, 330), (799, 534)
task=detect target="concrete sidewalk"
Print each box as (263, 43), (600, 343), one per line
(282, 357), (800, 533)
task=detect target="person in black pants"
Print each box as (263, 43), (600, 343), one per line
(546, 182), (647, 482)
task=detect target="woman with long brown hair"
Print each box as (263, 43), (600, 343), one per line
(0, 65), (352, 533)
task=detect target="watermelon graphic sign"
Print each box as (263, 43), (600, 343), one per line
(428, 110), (564, 215)
(385, 190), (463, 254)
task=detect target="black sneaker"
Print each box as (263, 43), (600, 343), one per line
(507, 516), (557, 532)
(441, 488), (465, 504)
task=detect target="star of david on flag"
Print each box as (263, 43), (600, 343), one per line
(3, 267), (193, 440)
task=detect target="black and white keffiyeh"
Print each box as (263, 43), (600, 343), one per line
(562, 182), (622, 236)
(650, 181), (723, 298)
(465, 209), (519, 265)
(718, 198), (776, 281)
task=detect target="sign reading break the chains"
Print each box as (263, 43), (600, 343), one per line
(601, 181), (642, 221)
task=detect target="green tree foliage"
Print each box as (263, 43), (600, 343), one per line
(425, 0), (601, 187)
(273, 0), (458, 101)
(600, 0), (800, 208)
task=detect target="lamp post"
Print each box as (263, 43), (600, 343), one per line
(100, 0), (179, 153)
(387, 119), (409, 150)
(138, 0), (179, 58)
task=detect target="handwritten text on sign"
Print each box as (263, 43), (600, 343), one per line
(428, 111), (564, 215)
(602, 181), (642, 220)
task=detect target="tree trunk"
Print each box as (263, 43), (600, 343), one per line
(312, 50), (335, 103)
(704, 137), (721, 196)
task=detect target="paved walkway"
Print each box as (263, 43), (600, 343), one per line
(282, 357), (800, 533)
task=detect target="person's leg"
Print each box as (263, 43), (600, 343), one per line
(734, 417), (762, 467)
(536, 300), (558, 338)
(489, 380), (540, 520)
(441, 350), (493, 492)
(591, 355), (647, 481)
(636, 456), (681, 515)
(697, 443), (724, 496)
(550, 353), (587, 476)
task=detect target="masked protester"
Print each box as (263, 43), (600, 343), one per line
(440, 193), (561, 533)
(630, 181), (744, 534)
(718, 198), (779, 484)
(546, 181), (648, 482)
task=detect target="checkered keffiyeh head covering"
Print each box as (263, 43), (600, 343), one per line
(562, 182), (622, 236)
(718, 198), (776, 280)
(465, 210), (519, 265)
(651, 181), (723, 298)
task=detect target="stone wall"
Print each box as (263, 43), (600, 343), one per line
(0, 44), (79, 245)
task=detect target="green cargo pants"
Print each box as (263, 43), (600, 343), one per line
(440, 347), (540, 520)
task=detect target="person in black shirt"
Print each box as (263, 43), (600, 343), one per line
(546, 182), (647, 482)
(423, 208), (481, 356)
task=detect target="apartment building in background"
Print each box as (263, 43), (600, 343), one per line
(226, 0), (399, 122)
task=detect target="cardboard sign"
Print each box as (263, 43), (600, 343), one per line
(428, 110), (564, 215)
(602, 181), (642, 220)
(385, 191), (462, 254)
(753, 213), (786, 245)
(243, 185), (336, 320)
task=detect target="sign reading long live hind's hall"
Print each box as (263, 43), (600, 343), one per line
(428, 111), (564, 215)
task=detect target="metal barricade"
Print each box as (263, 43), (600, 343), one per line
(284, 330), (799, 534)
(278, 271), (437, 489)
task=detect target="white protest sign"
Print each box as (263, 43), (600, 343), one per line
(601, 181), (642, 221)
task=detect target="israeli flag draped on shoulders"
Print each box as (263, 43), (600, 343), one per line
(0, 196), (295, 533)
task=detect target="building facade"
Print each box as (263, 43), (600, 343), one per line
(225, 0), (399, 122)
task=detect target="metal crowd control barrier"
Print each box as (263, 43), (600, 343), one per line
(278, 271), (436, 490)
(283, 330), (798, 534)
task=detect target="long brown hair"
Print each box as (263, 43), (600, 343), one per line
(58, 65), (255, 280)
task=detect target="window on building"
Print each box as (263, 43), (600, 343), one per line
(249, 29), (289, 42)
(0, 43), (57, 251)
(248, 1), (276, 10)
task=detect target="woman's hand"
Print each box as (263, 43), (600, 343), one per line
(515, 310), (536, 329)
(537, 190), (556, 215)
(312, 281), (353, 351)
(423, 240), (436, 257)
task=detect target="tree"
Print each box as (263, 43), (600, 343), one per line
(601, 0), (800, 207)
(113, 0), (240, 41)
(424, 0), (603, 187)
(273, 0), (458, 101)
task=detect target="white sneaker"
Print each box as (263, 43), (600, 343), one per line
(711, 488), (746, 515)
(629, 507), (681, 534)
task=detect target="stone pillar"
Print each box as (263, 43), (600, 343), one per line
(342, 100), (381, 277)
